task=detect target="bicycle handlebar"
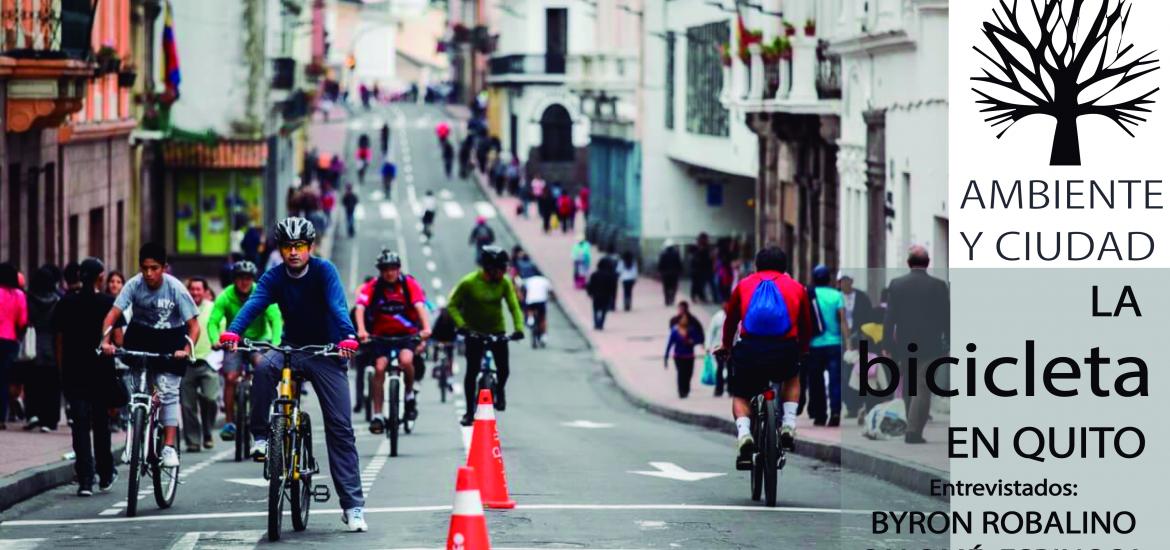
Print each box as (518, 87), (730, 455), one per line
(366, 335), (422, 346)
(94, 347), (194, 363)
(459, 330), (522, 344)
(238, 340), (344, 358)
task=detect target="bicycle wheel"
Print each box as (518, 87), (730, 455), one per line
(363, 367), (374, 423)
(750, 407), (763, 502)
(234, 382), (249, 462)
(291, 413), (312, 532)
(267, 416), (288, 542)
(763, 399), (779, 507)
(125, 408), (146, 517)
(152, 421), (180, 509)
(387, 378), (400, 457)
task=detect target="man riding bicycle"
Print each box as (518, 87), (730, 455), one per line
(218, 217), (368, 533)
(447, 246), (525, 426)
(421, 190), (437, 237)
(100, 243), (201, 470)
(354, 250), (431, 434)
(208, 260), (283, 442)
(717, 247), (812, 466)
(521, 269), (552, 348)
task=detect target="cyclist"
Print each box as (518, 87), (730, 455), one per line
(354, 250), (431, 433)
(356, 134), (372, 183)
(521, 269), (552, 348)
(421, 190), (437, 238)
(208, 260), (283, 441)
(468, 216), (495, 263)
(447, 246), (525, 426)
(100, 243), (201, 470)
(380, 157), (396, 198)
(440, 137), (454, 179)
(716, 246), (812, 465)
(218, 217), (367, 533)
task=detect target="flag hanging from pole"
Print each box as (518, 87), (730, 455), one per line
(161, 0), (182, 103)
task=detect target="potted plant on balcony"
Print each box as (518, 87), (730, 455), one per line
(117, 59), (137, 88)
(94, 45), (120, 76)
(804, 18), (816, 36)
(718, 43), (732, 67)
(761, 37), (784, 97)
(783, 21), (796, 37)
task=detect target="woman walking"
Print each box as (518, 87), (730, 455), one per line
(0, 263), (28, 429)
(618, 252), (638, 312)
(23, 266), (61, 431)
(664, 313), (703, 398)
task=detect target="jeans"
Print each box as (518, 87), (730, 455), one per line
(621, 280), (635, 311)
(345, 211), (356, 237)
(463, 337), (509, 416)
(181, 362), (220, 447)
(0, 339), (16, 422)
(673, 356), (695, 398)
(661, 275), (678, 306)
(67, 394), (115, 489)
(800, 345), (842, 421)
(592, 304), (608, 330)
(250, 350), (364, 510)
(26, 362), (61, 428)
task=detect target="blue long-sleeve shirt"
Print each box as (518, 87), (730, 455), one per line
(665, 325), (703, 360)
(228, 257), (356, 346)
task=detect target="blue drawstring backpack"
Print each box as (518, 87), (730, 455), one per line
(742, 275), (793, 336)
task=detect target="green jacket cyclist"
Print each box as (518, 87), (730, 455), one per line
(448, 245), (525, 425)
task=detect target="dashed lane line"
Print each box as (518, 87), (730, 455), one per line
(354, 204), (367, 220)
(167, 530), (265, 550)
(442, 201), (464, 219)
(379, 202), (399, 220)
(96, 449), (232, 517)
(473, 201), (497, 219)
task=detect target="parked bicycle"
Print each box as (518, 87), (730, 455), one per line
(237, 340), (334, 542)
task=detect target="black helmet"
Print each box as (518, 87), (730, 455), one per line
(232, 260), (259, 278)
(375, 249), (402, 269)
(479, 245), (508, 270)
(78, 257), (105, 284)
(273, 217), (317, 244)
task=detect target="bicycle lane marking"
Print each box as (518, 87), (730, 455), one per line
(96, 449), (233, 516)
(361, 439), (391, 495)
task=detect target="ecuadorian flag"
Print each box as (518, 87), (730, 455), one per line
(161, 0), (181, 101)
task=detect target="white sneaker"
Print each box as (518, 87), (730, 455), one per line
(160, 446), (180, 468)
(250, 439), (267, 460)
(342, 507), (368, 532)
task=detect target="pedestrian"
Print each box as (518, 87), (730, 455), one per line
(381, 157), (397, 197)
(531, 173), (546, 200)
(458, 136), (473, 179)
(577, 186), (590, 223)
(491, 155), (506, 195)
(0, 262), (27, 430)
(62, 262), (83, 293)
(664, 312), (704, 398)
(882, 245), (949, 444)
(598, 250), (620, 312)
(241, 224), (263, 266)
(557, 193), (576, 233)
(706, 302), (729, 396)
(54, 258), (121, 496)
(618, 251), (638, 311)
(799, 265), (851, 427)
(657, 241), (682, 306)
(586, 262), (618, 330)
(837, 271), (874, 418)
(22, 266), (61, 432)
(690, 233), (714, 303)
(506, 156), (521, 196)
(518, 178), (533, 218)
(342, 184), (360, 238)
(322, 187), (337, 222)
(668, 301), (704, 336)
(441, 137), (455, 179)
(104, 270), (125, 298)
(219, 253), (242, 291)
(571, 236), (591, 289)
(380, 121), (391, 154)
(538, 188), (557, 233)
(181, 278), (219, 452)
(468, 216), (496, 263)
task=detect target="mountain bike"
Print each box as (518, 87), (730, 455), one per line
(429, 340), (455, 403)
(101, 347), (188, 517)
(238, 340), (334, 542)
(463, 331), (522, 407)
(738, 384), (787, 507)
(363, 335), (421, 457)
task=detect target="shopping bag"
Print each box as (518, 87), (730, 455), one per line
(699, 355), (717, 386)
(16, 328), (36, 362)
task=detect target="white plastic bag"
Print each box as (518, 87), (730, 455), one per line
(862, 399), (908, 440)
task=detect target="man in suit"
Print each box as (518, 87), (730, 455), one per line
(882, 245), (949, 444)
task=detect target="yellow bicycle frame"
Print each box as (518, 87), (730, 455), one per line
(278, 366), (302, 480)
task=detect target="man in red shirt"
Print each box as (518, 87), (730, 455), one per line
(718, 247), (812, 465)
(355, 250), (431, 433)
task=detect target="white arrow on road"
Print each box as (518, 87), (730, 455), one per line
(224, 478), (269, 488)
(629, 462), (725, 482)
(561, 420), (614, 429)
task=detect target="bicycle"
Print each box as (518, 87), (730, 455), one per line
(462, 331), (522, 408)
(363, 335), (421, 457)
(237, 340), (334, 542)
(99, 347), (188, 517)
(737, 384), (788, 507)
(429, 340), (456, 403)
(231, 354), (255, 462)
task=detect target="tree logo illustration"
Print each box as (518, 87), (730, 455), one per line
(973, 0), (1159, 166)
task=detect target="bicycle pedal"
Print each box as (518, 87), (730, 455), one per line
(312, 484), (331, 503)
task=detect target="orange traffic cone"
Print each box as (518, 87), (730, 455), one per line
(466, 389), (516, 509)
(447, 466), (491, 550)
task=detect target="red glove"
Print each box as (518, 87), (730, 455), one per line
(338, 339), (360, 352)
(219, 332), (240, 345)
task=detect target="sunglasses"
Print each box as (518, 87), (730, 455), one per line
(279, 241), (310, 253)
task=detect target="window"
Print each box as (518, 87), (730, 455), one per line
(7, 163), (20, 266)
(539, 105), (574, 162)
(89, 207), (105, 259)
(175, 171), (265, 256)
(545, 8), (568, 74)
(685, 21), (730, 136)
(44, 163), (56, 264)
(27, 169), (39, 270)
(665, 32), (676, 130)
(68, 214), (79, 263)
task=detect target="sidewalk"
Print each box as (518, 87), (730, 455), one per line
(463, 165), (950, 498)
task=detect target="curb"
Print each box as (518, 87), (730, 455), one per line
(0, 443), (127, 513)
(466, 165), (949, 502)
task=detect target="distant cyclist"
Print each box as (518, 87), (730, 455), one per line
(717, 246), (812, 465)
(207, 260), (283, 442)
(100, 243), (201, 470)
(421, 190), (437, 238)
(521, 269), (552, 348)
(354, 250), (431, 434)
(468, 216), (495, 263)
(447, 246), (525, 426)
(218, 217), (368, 533)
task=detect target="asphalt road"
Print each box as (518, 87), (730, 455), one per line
(0, 104), (947, 549)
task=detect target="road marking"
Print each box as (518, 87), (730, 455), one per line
(379, 203), (398, 220)
(1, 504), (868, 526)
(473, 201), (497, 219)
(348, 119), (365, 130)
(637, 520), (668, 530)
(436, 295), (448, 307)
(361, 439), (391, 493)
(405, 173), (414, 182)
(422, 246), (432, 257)
(562, 420), (614, 429)
(168, 530), (265, 550)
(370, 189), (386, 201)
(354, 204), (367, 220)
(426, 261), (437, 272)
(431, 278), (442, 290)
(442, 201), (464, 219)
(0, 539), (44, 550)
(224, 478), (268, 488)
(403, 164), (413, 174)
(628, 462), (725, 482)
(439, 189), (453, 200)
(94, 449), (231, 517)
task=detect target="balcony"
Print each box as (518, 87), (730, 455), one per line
(726, 37), (841, 116)
(1, 0), (95, 133)
(486, 53), (567, 85)
(566, 52), (638, 95)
